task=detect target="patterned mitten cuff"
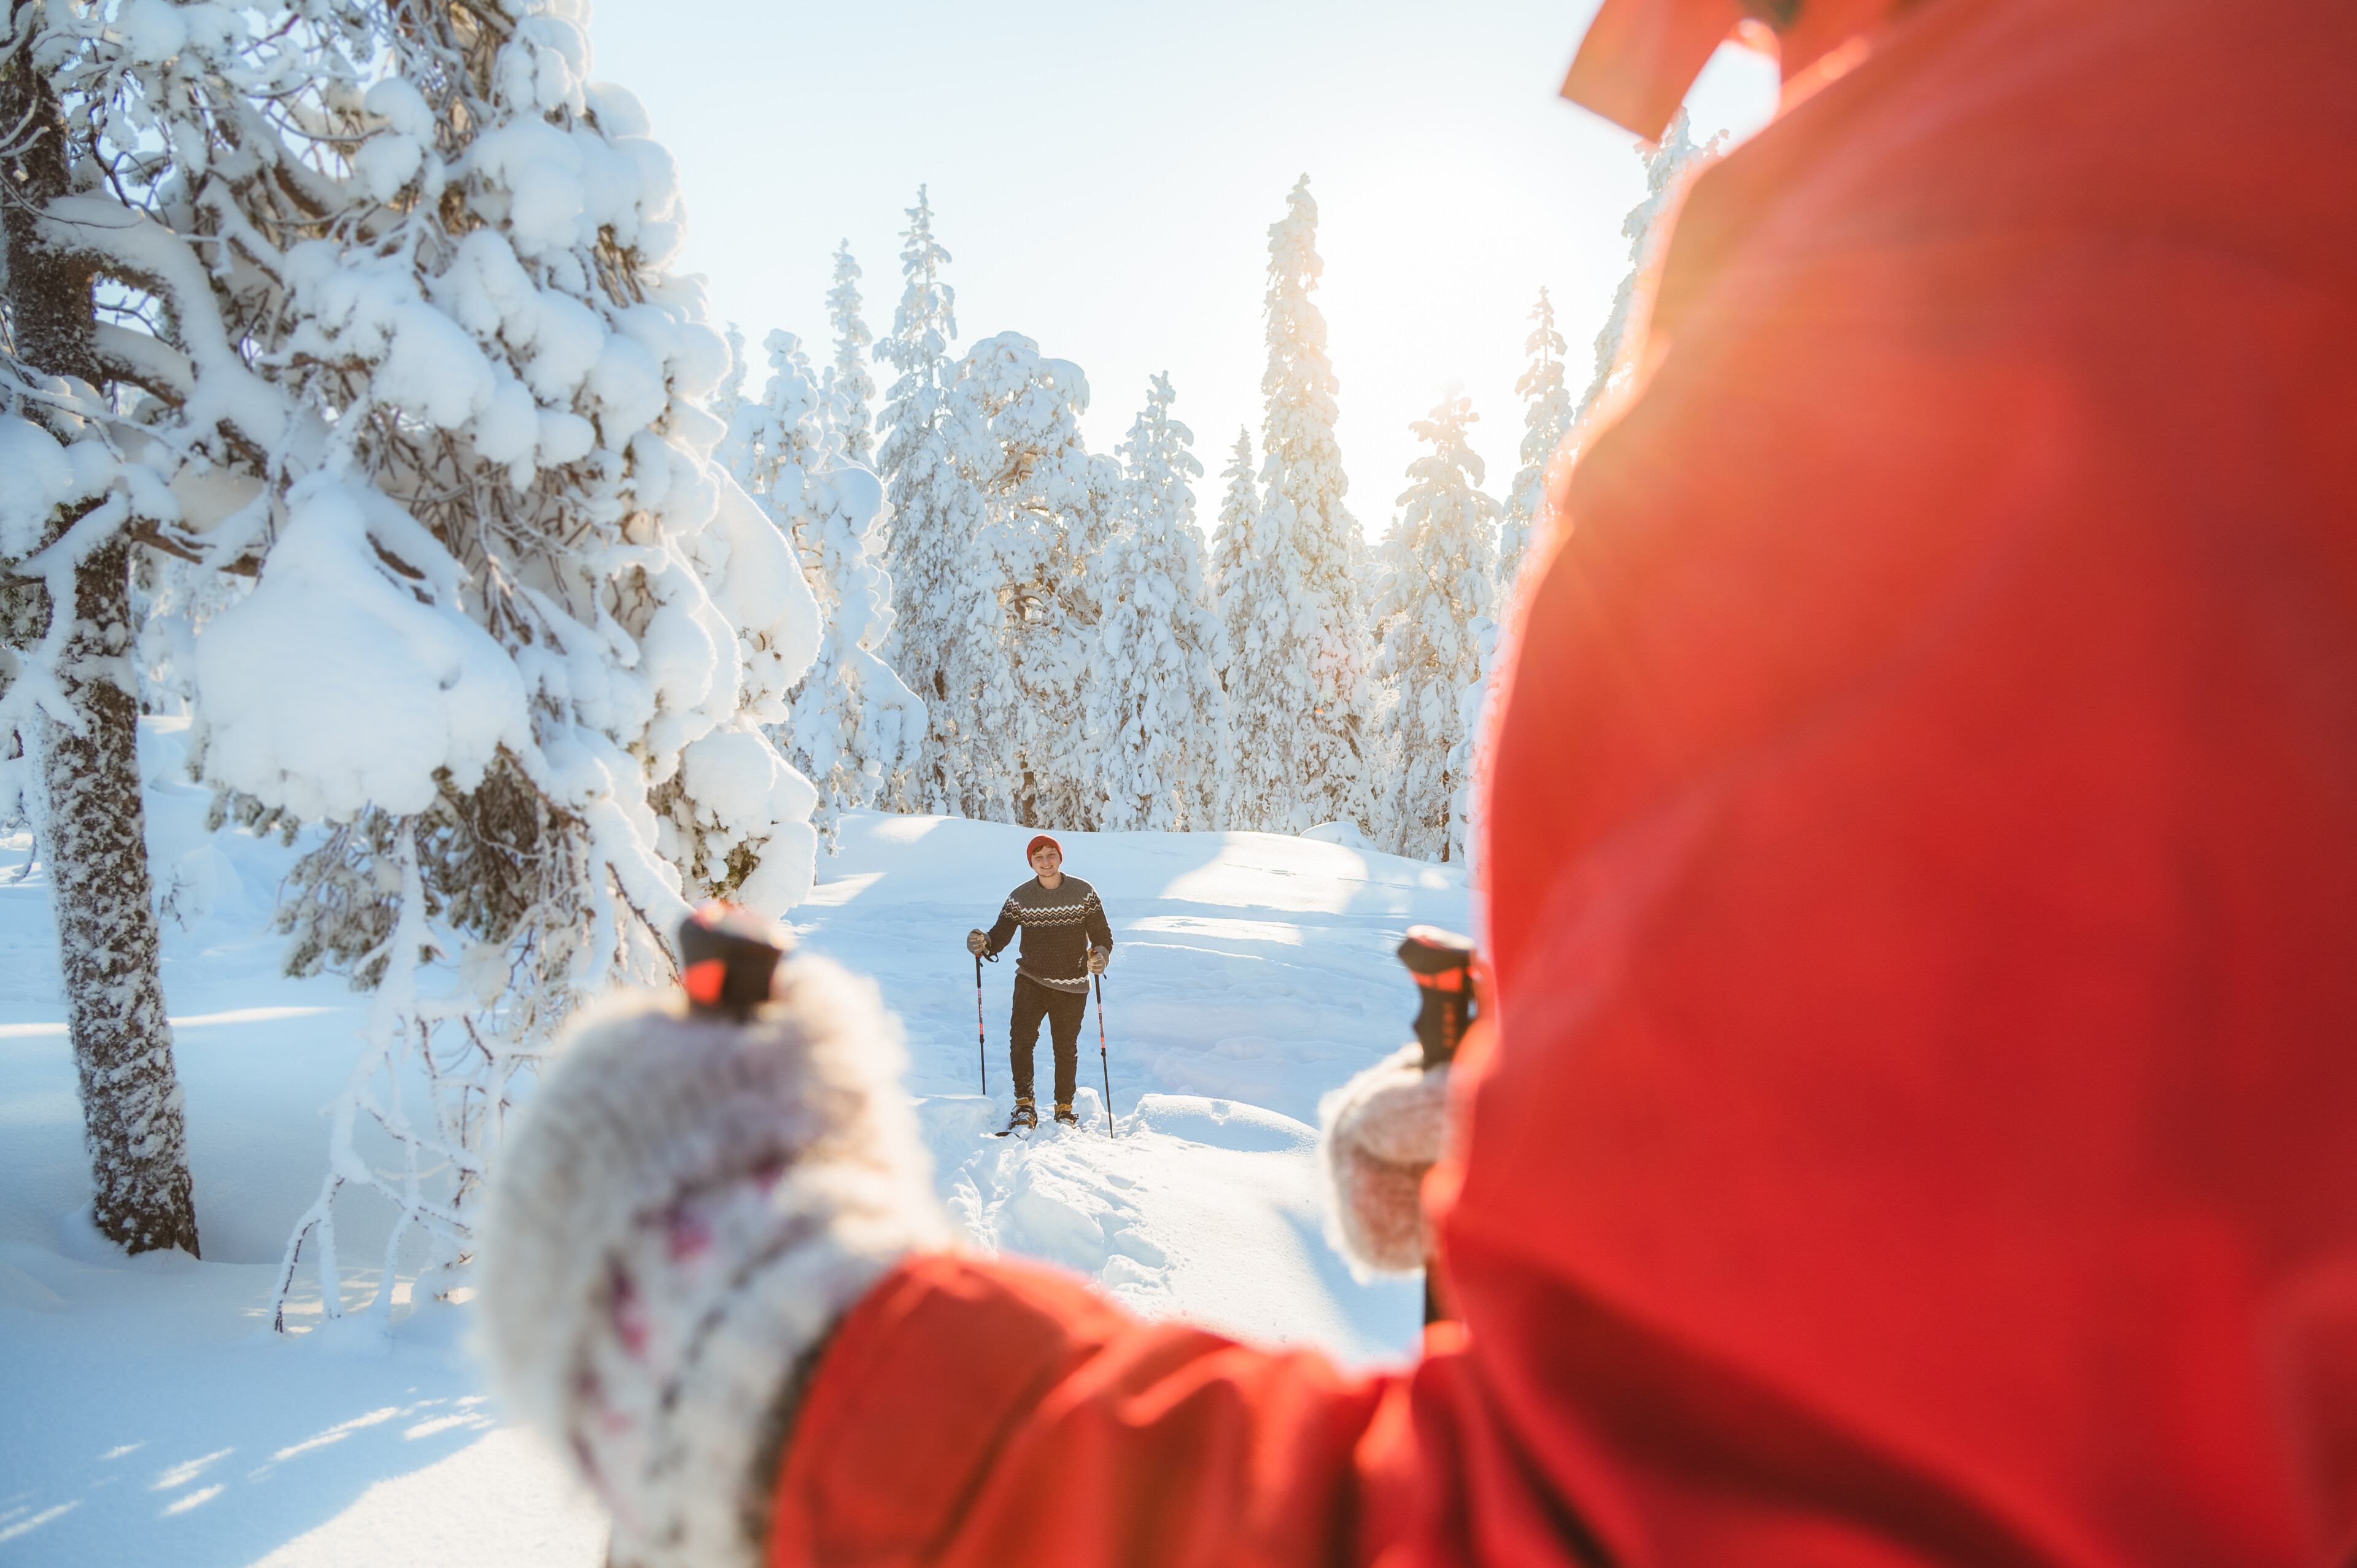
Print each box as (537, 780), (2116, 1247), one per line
(480, 954), (950, 1568)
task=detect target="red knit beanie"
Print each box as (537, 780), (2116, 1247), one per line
(1026, 834), (1061, 862)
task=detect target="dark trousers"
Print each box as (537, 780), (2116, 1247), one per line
(1009, 973), (1088, 1105)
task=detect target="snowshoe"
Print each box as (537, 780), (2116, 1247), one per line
(1053, 1102), (1079, 1127)
(994, 1099), (1038, 1138)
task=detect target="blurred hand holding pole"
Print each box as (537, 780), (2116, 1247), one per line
(1396, 926), (1478, 1324)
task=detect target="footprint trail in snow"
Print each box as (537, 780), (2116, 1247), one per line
(919, 1092), (1417, 1362)
(791, 813), (1463, 1364)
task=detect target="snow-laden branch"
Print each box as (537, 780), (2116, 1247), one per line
(39, 195), (289, 457)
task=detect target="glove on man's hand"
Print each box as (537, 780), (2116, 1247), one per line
(480, 951), (949, 1568)
(966, 929), (989, 956)
(1086, 945), (1109, 975)
(1318, 1045), (1452, 1274)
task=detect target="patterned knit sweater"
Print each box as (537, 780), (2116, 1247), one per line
(984, 876), (1113, 994)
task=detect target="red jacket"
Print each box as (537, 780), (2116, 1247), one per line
(771, 1), (2357, 1562)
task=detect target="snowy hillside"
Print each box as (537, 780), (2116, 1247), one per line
(0, 724), (1462, 1564)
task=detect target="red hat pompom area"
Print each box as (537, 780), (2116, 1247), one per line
(1026, 834), (1061, 861)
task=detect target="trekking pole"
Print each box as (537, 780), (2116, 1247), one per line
(1398, 926), (1478, 1326)
(975, 952), (988, 1094)
(1093, 969), (1115, 1137)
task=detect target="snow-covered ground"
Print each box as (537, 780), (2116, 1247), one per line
(0, 722), (1463, 1565)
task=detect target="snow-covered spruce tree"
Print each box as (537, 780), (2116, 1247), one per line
(718, 328), (922, 845)
(874, 187), (975, 811)
(710, 320), (750, 435)
(28, 0), (822, 1319)
(1225, 176), (1372, 835)
(721, 328), (826, 520)
(1091, 373), (1224, 832)
(1207, 428), (1256, 651)
(1444, 614), (1502, 870)
(1031, 442), (1124, 832)
(791, 460), (924, 830)
(934, 332), (1102, 828)
(826, 240), (877, 470)
(0, 8), (199, 1257)
(716, 328), (827, 736)
(1566, 112), (1717, 497)
(1499, 287), (1569, 601)
(1368, 391), (1498, 862)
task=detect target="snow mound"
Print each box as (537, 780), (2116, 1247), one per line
(1126, 1092), (1315, 1153)
(1302, 819), (1372, 850)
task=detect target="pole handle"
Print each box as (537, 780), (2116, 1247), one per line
(1398, 925), (1478, 1069)
(1397, 926), (1478, 1324)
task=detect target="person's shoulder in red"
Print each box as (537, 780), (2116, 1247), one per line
(1480, 4), (2357, 1566)
(1503, 0), (2357, 975)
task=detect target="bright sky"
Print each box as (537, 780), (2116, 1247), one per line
(586, 0), (1780, 538)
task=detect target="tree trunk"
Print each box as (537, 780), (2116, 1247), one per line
(3, 20), (201, 1257)
(41, 539), (198, 1256)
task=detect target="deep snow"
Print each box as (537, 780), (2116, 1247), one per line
(0, 722), (1465, 1564)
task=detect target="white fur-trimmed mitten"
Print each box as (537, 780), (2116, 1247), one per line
(1318, 1043), (1452, 1275)
(478, 914), (950, 1568)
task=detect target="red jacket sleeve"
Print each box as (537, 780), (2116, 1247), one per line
(766, 1253), (1428, 1568)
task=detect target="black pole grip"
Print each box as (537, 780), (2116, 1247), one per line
(1397, 925), (1477, 1069)
(681, 902), (790, 1019)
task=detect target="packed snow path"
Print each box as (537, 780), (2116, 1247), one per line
(0, 736), (1461, 1563)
